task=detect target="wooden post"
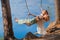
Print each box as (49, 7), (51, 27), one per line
(1, 0), (15, 40)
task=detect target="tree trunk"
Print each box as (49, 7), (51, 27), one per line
(55, 0), (60, 24)
(46, 0), (60, 33)
(1, 0), (15, 40)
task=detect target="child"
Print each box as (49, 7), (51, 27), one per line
(15, 10), (49, 35)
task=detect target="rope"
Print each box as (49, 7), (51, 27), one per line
(40, 0), (42, 11)
(25, 0), (36, 19)
(25, 0), (43, 17)
(25, 0), (30, 22)
(39, 0), (43, 15)
(25, 0), (30, 15)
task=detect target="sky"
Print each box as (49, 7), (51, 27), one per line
(0, 0), (55, 39)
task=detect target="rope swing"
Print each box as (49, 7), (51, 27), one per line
(25, 0), (44, 22)
(25, 0), (43, 17)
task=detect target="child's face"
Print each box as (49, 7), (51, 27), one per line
(42, 10), (47, 15)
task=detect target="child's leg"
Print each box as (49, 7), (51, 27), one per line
(34, 26), (46, 35)
(41, 26), (46, 35)
(18, 20), (26, 24)
(34, 26), (41, 34)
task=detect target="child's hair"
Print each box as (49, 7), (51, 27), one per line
(45, 10), (48, 15)
(42, 10), (48, 15)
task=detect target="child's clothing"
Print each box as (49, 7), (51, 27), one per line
(17, 17), (45, 35)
